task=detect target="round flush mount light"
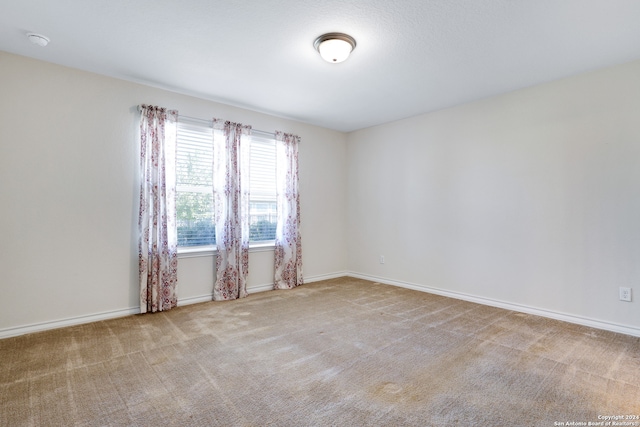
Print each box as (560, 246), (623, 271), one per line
(27, 33), (50, 47)
(314, 33), (356, 63)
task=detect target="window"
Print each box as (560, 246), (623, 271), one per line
(248, 134), (277, 242)
(176, 120), (277, 248)
(176, 121), (215, 247)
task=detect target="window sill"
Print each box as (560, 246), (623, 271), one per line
(178, 245), (216, 258)
(178, 242), (276, 259)
(248, 241), (277, 252)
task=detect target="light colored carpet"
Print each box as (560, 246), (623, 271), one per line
(1, 277), (639, 426)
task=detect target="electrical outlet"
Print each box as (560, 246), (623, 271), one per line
(619, 287), (632, 302)
(379, 255), (385, 264)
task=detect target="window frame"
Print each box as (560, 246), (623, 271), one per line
(175, 117), (278, 256)
(175, 120), (216, 249)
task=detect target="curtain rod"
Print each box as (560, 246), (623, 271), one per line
(179, 114), (275, 138)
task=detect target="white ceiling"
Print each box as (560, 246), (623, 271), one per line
(2, 0), (640, 132)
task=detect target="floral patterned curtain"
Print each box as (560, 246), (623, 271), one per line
(212, 119), (251, 300)
(138, 105), (178, 313)
(274, 132), (303, 289)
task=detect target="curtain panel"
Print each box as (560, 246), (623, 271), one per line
(138, 105), (179, 313)
(274, 131), (303, 289)
(212, 119), (252, 300)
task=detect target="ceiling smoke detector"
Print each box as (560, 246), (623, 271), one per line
(27, 33), (50, 47)
(314, 33), (356, 63)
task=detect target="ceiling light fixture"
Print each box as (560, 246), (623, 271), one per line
(27, 33), (50, 47)
(314, 33), (356, 63)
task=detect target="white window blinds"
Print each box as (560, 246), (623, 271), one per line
(249, 134), (277, 242)
(176, 121), (215, 247)
(175, 120), (277, 247)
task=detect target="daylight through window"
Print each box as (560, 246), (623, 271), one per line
(176, 120), (277, 248)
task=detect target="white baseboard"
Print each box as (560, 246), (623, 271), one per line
(0, 307), (140, 340)
(177, 294), (213, 306)
(348, 272), (640, 338)
(0, 271), (352, 339)
(248, 283), (274, 294)
(6, 270), (634, 339)
(162, 271), (352, 308)
(305, 271), (350, 283)
(246, 271), (349, 295)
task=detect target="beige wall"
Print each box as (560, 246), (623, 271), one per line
(0, 52), (348, 334)
(347, 59), (640, 333)
(2, 50), (639, 337)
